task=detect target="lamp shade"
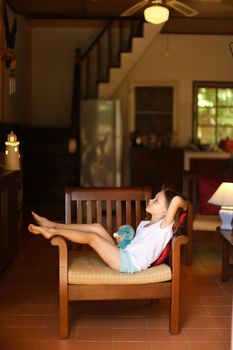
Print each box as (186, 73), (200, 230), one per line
(144, 5), (169, 25)
(208, 182), (233, 207)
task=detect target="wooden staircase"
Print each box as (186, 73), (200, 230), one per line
(77, 19), (144, 100)
(98, 22), (163, 99)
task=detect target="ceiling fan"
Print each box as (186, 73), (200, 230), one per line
(120, 0), (199, 23)
(120, 0), (232, 24)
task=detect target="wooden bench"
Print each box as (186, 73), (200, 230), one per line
(50, 186), (190, 338)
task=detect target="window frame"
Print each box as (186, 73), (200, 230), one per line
(192, 81), (233, 145)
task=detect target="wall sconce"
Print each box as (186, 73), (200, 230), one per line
(5, 131), (21, 170)
(208, 182), (233, 230)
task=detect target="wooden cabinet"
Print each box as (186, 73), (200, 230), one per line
(130, 147), (184, 195)
(21, 127), (74, 221)
(135, 87), (173, 141)
(0, 170), (18, 271)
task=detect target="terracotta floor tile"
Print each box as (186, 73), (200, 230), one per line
(183, 328), (223, 342)
(180, 296), (204, 306)
(8, 315), (45, 328)
(1, 327), (45, 341)
(17, 303), (51, 315)
(211, 317), (232, 329)
(74, 342), (113, 350)
(0, 340), (37, 350)
(35, 340), (75, 350)
(112, 329), (149, 341)
(113, 342), (151, 350)
(206, 306), (232, 317)
(76, 328), (112, 341)
(0, 233), (232, 349)
(217, 328), (232, 343)
(148, 329), (186, 342)
(146, 316), (169, 328)
(77, 317), (113, 328)
(182, 316), (215, 328)
(181, 305), (209, 317)
(113, 317), (147, 329)
(150, 342), (190, 350)
(189, 343), (228, 350)
(201, 296), (232, 306)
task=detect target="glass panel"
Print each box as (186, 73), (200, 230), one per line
(218, 107), (233, 125)
(217, 127), (233, 142)
(218, 88), (233, 107)
(197, 107), (216, 125)
(197, 126), (216, 144)
(197, 88), (216, 107)
(194, 83), (233, 145)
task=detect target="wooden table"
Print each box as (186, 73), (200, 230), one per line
(218, 228), (233, 281)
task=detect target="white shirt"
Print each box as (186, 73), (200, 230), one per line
(123, 219), (174, 271)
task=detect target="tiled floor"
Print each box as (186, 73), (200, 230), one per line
(0, 231), (232, 350)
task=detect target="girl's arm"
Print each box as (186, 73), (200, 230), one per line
(161, 196), (188, 228)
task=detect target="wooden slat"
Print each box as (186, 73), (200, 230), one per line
(76, 201), (83, 224)
(96, 200), (102, 225)
(116, 200), (122, 229)
(69, 283), (171, 301)
(126, 200), (131, 225)
(86, 200), (92, 224)
(106, 200), (112, 233)
(135, 200), (141, 227)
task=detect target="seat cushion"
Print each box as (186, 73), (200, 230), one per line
(193, 214), (221, 231)
(68, 251), (172, 285)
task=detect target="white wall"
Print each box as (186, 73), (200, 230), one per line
(31, 27), (101, 126)
(113, 34), (233, 147)
(1, 9), (30, 125)
(30, 26), (233, 145)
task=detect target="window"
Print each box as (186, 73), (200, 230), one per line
(135, 86), (174, 146)
(193, 82), (233, 145)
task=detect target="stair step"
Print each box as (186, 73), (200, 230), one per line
(98, 23), (164, 99)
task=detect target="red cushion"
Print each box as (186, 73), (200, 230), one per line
(150, 209), (187, 267)
(151, 241), (171, 266)
(198, 176), (233, 215)
(173, 211), (187, 234)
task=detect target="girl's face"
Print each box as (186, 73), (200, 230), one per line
(146, 191), (168, 219)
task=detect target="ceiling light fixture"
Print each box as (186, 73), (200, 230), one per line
(144, 5), (169, 25)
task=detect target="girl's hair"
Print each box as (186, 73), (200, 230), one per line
(162, 186), (186, 208)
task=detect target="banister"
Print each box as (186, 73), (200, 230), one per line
(80, 19), (114, 61)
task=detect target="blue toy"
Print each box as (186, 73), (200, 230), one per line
(113, 224), (135, 249)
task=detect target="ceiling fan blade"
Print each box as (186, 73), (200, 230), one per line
(194, 0), (231, 3)
(167, 0), (198, 17)
(120, 0), (149, 16)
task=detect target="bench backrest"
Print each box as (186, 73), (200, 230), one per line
(65, 186), (152, 234)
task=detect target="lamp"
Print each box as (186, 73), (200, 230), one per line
(5, 131), (21, 170)
(144, 5), (169, 25)
(208, 182), (233, 230)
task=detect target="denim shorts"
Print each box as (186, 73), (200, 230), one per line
(119, 249), (138, 273)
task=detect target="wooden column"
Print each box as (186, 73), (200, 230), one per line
(0, 0), (4, 121)
(69, 48), (82, 186)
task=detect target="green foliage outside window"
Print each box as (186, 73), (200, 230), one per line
(194, 82), (233, 145)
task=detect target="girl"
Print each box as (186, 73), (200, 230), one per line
(28, 187), (187, 273)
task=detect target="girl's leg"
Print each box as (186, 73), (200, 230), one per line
(28, 224), (120, 271)
(31, 212), (115, 244)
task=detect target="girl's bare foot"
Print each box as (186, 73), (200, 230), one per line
(28, 224), (56, 239)
(32, 211), (55, 228)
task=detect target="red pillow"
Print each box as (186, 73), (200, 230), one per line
(151, 241), (171, 266)
(198, 176), (233, 215)
(150, 209), (187, 267)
